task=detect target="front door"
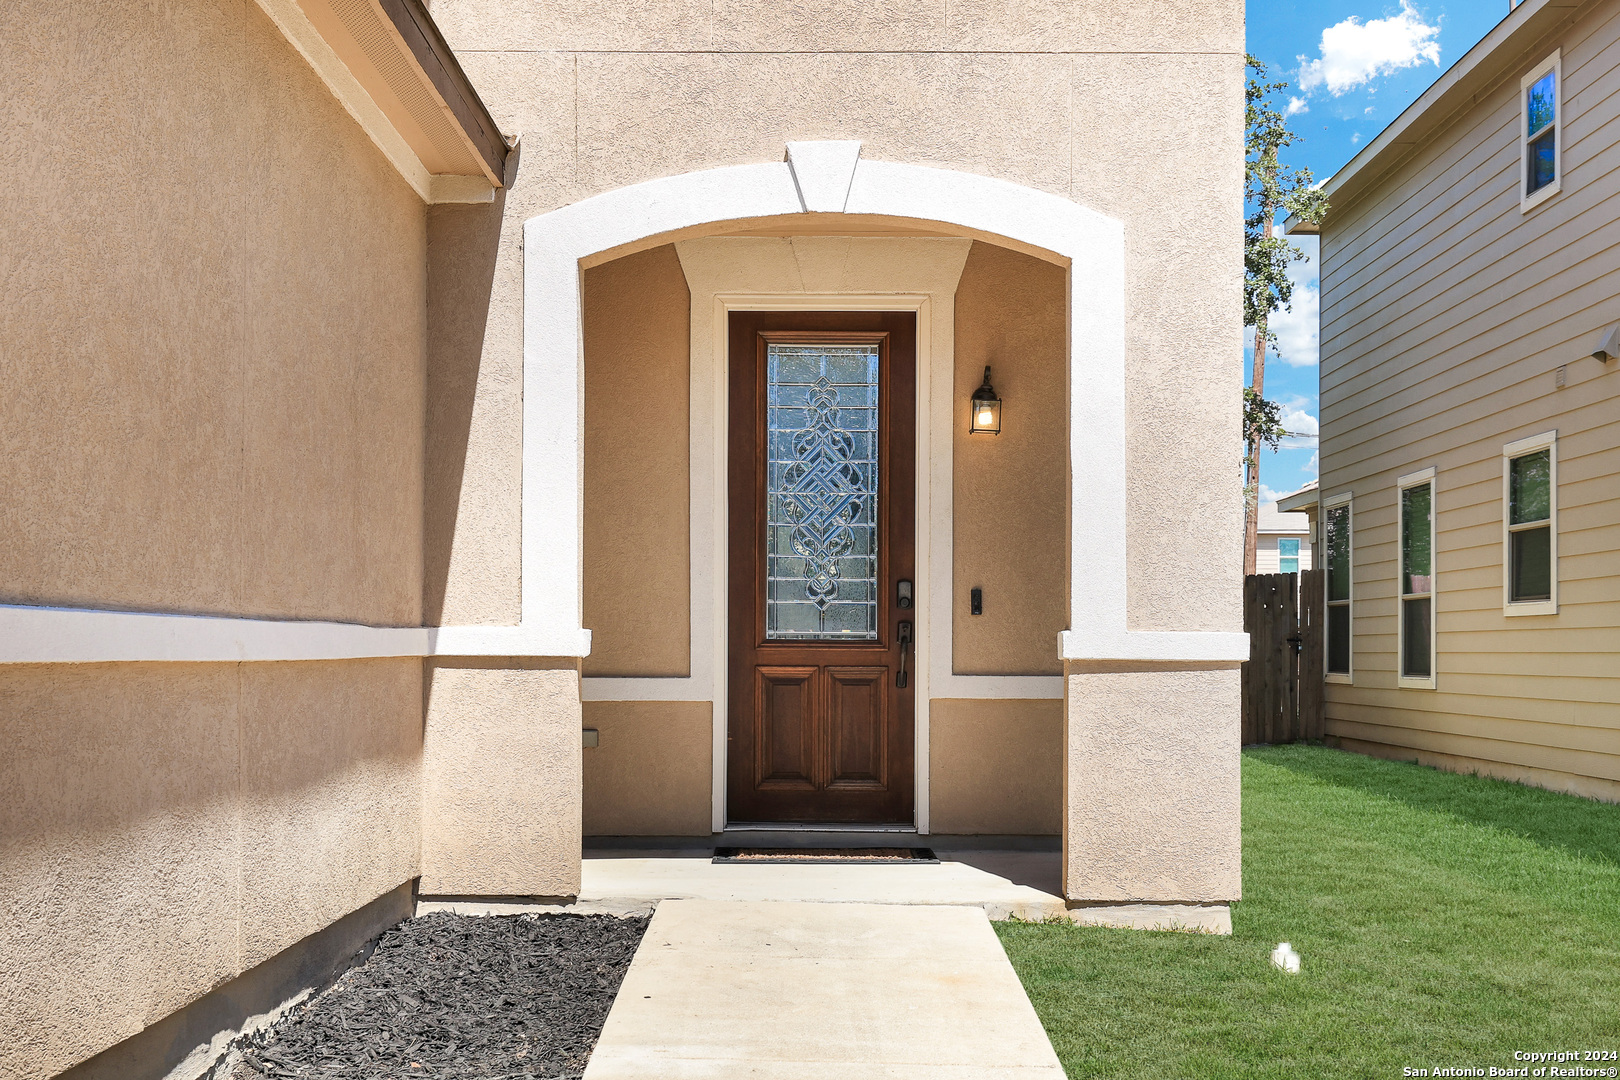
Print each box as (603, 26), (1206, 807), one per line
(727, 311), (916, 824)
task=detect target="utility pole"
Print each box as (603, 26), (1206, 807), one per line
(1244, 56), (1327, 577)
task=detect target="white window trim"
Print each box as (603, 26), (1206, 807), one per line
(1321, 489), (1354, 684)
(1396, 467), (1438, 690)
(1502, 430), (1559, 616)
(1278, 537), (1302, 575)
(1521, 51), (1563, 214)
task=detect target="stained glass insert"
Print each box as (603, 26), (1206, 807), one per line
(765, 343), (880, 641)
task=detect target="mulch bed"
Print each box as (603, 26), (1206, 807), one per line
(225, 912), (648, 1080)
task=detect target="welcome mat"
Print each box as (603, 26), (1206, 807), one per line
(712, 847), (938, 864)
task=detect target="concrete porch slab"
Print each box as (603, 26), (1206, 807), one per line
(415, 849), (1232, 932)
(580, 899), (1067, 1080)
(421, 852), (1069, 921)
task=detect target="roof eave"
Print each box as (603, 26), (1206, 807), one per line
(254, 0), (509, 204)
(1275, 490), (1319, 515)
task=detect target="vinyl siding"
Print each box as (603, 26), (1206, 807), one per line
(1316, 0), (1620, 801)
(1254, 533), (1313, 575)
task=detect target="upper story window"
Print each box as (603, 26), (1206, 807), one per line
(1279, 537), (1301, 575)
(1322, 493), (1353, 680)
(1504, 432), (1558, 616)
(1522, 52), (1562, 211)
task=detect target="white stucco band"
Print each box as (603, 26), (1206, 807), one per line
(525, 143), (1248, 664)
(0, 606), (589, 664)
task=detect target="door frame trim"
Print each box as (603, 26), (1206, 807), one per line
(714, 295), (933, 833)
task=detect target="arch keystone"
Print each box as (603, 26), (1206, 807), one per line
(786, 141), (863, 213)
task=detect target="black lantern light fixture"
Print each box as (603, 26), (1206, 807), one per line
(969, 365), (1002, 435)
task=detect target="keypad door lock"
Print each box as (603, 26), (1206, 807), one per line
(897, 579), (913, 609)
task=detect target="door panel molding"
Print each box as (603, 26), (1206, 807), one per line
(826, 666), (890, 791)
(754, 666), (819, 790)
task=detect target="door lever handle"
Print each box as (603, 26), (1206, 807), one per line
(896, 620), (912, 688)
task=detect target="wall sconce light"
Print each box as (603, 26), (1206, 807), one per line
(969, 365), (1002, 435)
(1591, 324), (1620, 362)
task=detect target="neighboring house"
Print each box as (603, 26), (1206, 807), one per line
(1256, 497), (1314, 576)
(1286, 0), (1620, 803)
(1, 1), (1248, 1076)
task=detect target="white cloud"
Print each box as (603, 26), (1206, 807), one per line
(1259, 484), (1290, 505)
(1286, 96), (1310, 116)
(1268, 237), (1320, 368)
(1297, 2), (1441, 97)
(1280, 406), (1319, 448)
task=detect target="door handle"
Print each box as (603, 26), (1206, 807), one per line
(896, 620), (912, 688)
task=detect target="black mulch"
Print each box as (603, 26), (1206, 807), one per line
(227, 912), (648, 1080)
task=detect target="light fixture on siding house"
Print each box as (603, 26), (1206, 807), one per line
(969, 366), (1002, 435)
(1591, 325), (1620, 362)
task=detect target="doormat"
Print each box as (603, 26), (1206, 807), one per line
(712, 847), (938, 864)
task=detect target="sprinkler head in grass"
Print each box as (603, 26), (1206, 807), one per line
(1270, 942), (1301, 974)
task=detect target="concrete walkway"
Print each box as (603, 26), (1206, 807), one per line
(581, 899), (1068, 1079)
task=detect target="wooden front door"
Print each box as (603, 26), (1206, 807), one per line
(727, 311), (916, 825)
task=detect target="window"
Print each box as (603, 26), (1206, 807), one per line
(1504, 432), (1558, 615)
(1279, 537), (1300, 575)
(1322, 493), (1353, 680)
(1398, 469), (1437, 688)
(1522, 53), (1562, 211)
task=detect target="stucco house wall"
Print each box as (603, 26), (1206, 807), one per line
(422, 0), (1245, 864)
(424, 0), (1246, 635)
(1310, 0), (1620, 801)
(0, 1), (430, 1075)
(3, 0), (1249, 1070)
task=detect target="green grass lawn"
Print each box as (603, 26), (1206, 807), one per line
(996, 745), (1620, 1079)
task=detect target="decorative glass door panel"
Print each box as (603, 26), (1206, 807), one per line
(765, 344), (880, 642)
(728, 314), (915, 825)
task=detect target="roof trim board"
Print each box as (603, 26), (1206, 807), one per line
(254, 0), (508, 203)
(1287, 0), (1594, 236)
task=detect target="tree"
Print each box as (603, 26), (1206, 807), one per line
(1245, 56), (1328, 575)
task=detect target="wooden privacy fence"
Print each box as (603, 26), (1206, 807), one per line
(1241, 569), (1324, 745)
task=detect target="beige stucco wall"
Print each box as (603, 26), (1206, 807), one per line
(0, 3), (435, 1074)
(583, 246), (692, 677)
(1063, 665), (1242, 901)
(929, 699), (1062, 834)
(1316, 0), (1620, 799)
(0, 659), (421, 1080)
(582, 701), (713, 835)
(952, 242), (1069, 675)
(425, 0), (1246, 641)
(1, 0), (426, 627)
(421, 660), (583, 897)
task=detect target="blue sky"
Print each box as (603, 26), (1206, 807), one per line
(1244, 1), (1508, 504)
